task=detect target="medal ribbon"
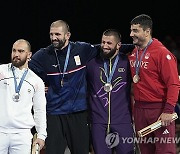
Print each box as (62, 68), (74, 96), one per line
(103, 55), (119, 134)
(104, 55), (119, 84)
(62, 44), (71, 80)
(135, 39), (153, 75)
(11, 65), (28, 94)
(54, 44), (71, 85)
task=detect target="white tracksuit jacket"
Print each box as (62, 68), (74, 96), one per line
(0, 63), (47, 140)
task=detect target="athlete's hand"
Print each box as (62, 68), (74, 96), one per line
(45, 86), (48, 93)
(158, 113), (174, 126)
(33, 138), (45, 150)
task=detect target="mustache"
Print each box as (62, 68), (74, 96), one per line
(13, 57), (20, 61)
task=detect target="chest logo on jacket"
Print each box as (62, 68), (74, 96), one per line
(130, 60), (149, 69)
(52, 64), (59, 68)
(74, 55), (81, 66)
(95, 66), (126, 107)
(145, 53), (150, 59)
(118, 68), (125, 72)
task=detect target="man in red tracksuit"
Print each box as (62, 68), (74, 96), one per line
(128, 14), (180, 154)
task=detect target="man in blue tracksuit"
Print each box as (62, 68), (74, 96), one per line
(29, 20), (134, 154)
(29, 20), (98, 154)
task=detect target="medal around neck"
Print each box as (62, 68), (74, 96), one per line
(104, 83), (112, 92)
(12, 93), (20, 102)
(105, 132), (119, 148)
(61, 79), (64, 87)
(133, 74), (140, 83)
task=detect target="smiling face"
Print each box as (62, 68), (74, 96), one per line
(49, 20), (71, 50)
(100, 35), (121, 59)
(130, 14), (152, 49)
(130, 24), (151, 49)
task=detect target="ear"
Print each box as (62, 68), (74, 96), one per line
(28, 52), (32, 61)
(65, 32), (71, 40)
(117, 42), (121, 50)
(145, 28), (151, 36)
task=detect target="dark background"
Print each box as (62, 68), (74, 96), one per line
(0, 0), (179, 63)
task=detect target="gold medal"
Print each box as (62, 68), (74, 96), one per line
(133, 74), (140, 83)
(104, 83), (112, 92)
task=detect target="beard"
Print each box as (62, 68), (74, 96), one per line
(100, 47), (117, 60)
(11, 57), (26, 68)
(52, 39), (66, 50)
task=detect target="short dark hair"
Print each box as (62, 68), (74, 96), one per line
(51, 20), (70, 33)
(103, 29), (121, 42)
(130, 14), (153, 32)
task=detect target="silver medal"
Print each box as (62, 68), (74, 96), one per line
(12, 93), (20, 102)
(104, 83), (112, 92)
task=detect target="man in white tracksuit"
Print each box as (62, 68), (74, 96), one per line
(0, 39), (47, 154)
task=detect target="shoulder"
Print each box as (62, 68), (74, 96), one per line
(150, 38), (177, 61)
(28, 69), (44, 84)
(0, 63), (10, 72)
(118, 52), (129, 60)
(71, 41), (95, 48)
(151, 39), (172, 55)
(32, 45), (54, 57)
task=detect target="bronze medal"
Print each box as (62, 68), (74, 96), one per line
(133, 74), (140, 83)
(61, 79), (64, 87)
(104, 83), (112, 92)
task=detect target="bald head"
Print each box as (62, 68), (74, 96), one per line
(11, 39), (32, 69)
